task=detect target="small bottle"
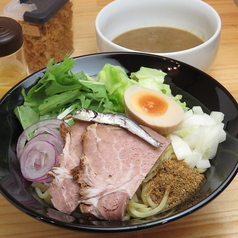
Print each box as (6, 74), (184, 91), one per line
(4, 0), (74, 73)
(0, 16), (28, 98)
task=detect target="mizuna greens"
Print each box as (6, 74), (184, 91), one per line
(14, 55), (187, 130)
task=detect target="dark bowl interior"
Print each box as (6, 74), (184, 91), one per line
(0, 52), (238, 232)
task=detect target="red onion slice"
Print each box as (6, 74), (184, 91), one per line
(26, 133), (64, 156)
(33, 126), (63, 143)
(17, 119), (68, 158)
(20, 140), (58, 182)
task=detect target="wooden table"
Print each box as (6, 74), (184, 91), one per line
(0, 0), (238, 237)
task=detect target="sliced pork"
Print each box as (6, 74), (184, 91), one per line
(72, 123), (171, 220)
(49, 121), (90, 214)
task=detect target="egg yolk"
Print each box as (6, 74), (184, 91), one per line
(131, 91), (168, 117)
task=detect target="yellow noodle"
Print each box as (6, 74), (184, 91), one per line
(126, 188), (170, 218)
(32, 182), (52, 205)
(145, 190), (160, 209)
(140, 182), (150, 206)
(161, 145), (175, 160)
(144, 144), (175, 182)
(123, 212), (131, 221)
(124, 146), (175, 220)
(31, 181), (49, 192)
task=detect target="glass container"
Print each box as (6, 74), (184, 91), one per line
(4, 0), (74, 73)
(0, 16), (28, 98)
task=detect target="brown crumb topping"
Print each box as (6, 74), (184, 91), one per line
(19, 1), (73, 72)
(147, 158), (206, 210)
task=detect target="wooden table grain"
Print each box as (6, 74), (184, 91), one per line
(0, 0), (238, 237)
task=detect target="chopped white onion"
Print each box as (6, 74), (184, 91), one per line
(196, 159), (211, 169)
(210, 111), (224, 123)
(170, 106), (226, 172)
(192, 106), (204, 114)
(169, 134), (192, 160)
(184, 152), (202, 169)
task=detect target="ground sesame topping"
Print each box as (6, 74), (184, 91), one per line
(146, 158), (206, 210)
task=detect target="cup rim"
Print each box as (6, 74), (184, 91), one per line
(95, 0), (222, 55)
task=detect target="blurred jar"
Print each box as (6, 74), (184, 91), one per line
(0, 16), (28, 98)
(4, 0), (74, 73)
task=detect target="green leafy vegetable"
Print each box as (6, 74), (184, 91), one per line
(14, 105), (39, 129)
(97, 64), (135, 111)
(14, 55), (187, 130)
(38, 90), (80, 115)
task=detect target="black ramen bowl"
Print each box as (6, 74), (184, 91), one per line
(0, 52), (238, 232)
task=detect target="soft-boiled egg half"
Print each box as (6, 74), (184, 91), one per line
(124, 85), (184, 135)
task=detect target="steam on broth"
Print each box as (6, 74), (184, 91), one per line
(112, 26), (204, 53)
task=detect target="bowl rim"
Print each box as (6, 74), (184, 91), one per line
(0, 52), (237, 232)
(95, 0), (222, 56)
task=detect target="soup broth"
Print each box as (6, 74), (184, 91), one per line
(112, 26), (204, 53)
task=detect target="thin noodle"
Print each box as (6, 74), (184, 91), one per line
(126, 188), (170, 218)
(144, 144), (175, 182)
(125, 145), (175, 220)
(141, 182), (150, 206)
(32, 182), (52, 205)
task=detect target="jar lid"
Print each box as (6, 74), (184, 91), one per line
(4, 0), (69, 24)
(0, 16), (23, 57)
(20, 0), (69, 24)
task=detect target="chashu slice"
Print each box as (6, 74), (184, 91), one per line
(72, 123), (171, 220)
(49, 121), (90, 214)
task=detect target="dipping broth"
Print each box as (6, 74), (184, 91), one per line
(112, 27), (204, 53)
